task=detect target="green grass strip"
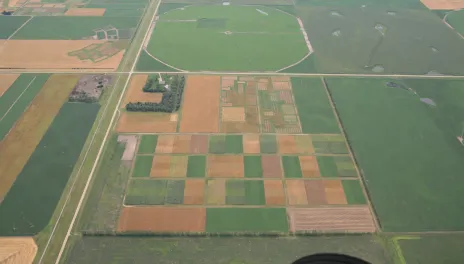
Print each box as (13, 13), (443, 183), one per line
(282, 156), (302, 178)
(244, 155), (263, 178)
(132, 156), (153, 177)
(165, 180), (185, 204)
(245, 180), (265, 205)
(186, 155), (206, 178)
(125, 180), (167, 205)
(137, 135), (158, 154)
(226, 179), (246, 205)
(260, 134), (277, 154)
(316, 156), (338, 177)
(342, 180), (367, 205)
(225, 135), (243, 153)
(209, 135), (226, 154)
(206, 208), (288, 232)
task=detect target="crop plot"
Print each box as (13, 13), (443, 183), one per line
(117, 112), (178, 133)
(207, 155), (244, 178)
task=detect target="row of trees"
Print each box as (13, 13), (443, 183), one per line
(126, 75), (186, 112)
(142, 76), (167, 93)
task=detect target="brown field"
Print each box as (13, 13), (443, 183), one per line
(184, 179), (205, 205)
(243, 134), (260, 154)
(264, 180), (285, 205)
(222, 107), (245, 122)
(206, 179), (225, 205)
(208, 155), (244, 178)
(8, 0), (20, 6)
(221, 106), (260, 133)
(287, 207), (376, 232)
(262, 156), (283, 178)
(170, 156), (188, 177)
(155, 135), (175, 153)
(116, 112), (177, 133)
(0, 74), (78, 200)
(299, 156), (320, 177)
(221, 78), (234, 88)
(273, 81), (291, 90)
(271, 76), (290, 82)
(295, 135), (314, 153)
(0, 74), (20, 96)
(0, 237), (37, 264)
(65, 8), (106, 16)
(0, 40), (124, 70)
(286, 180), (308, 205)
(172, 135), (191, 153)
(150, 156), (171, 177)
(421, 0), (464, 9)
(190, 135), (208, 153)
(324, 180), (347, 205)
(304, 180), (326, 204)
(179, 76), (220, 133)
(278, 135), (298, 153)
(118, 207), (206, 232)
(123, 75), (162, 106)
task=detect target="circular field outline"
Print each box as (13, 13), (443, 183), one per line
(145, 5), (312, 72)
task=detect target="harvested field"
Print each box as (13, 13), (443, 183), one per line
(117, 135), (137, 161)
(287, 207), (376, 233)
(262, 156), (283, 178)
(304, 180), (327, 205)
(184, 179), (205, 205)
(324, 180), (347, 205)
(222, 107), (245, 122)
(206, 179), (226, 205)
(179, 76), (220, 133)
(0, 74), (77, 201)
(155, 135), (175, 153)
(208, 155), (244, 178)
(264, 180), (285, 205)
(118, 207), (206, 232)
(65, 8), (106, 16)
(150, 156), (171, 177)
(278, 135), (298, 153)
(0, 237), (37, 264)
(286, 180), (308, 205)
(243, 134), (260, 154)
(0, 40), (124, 70)
(299, 156), (320, 177)
(420, 0), (464, 9)
(117, 112), (177, 133)
(172, 135), (191, 153)
(190, 135), (208, 153)
(124, 75), (162, 105)
(0, 74), (20, 96)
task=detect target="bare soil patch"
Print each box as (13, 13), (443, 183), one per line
(206, 179), (226, 205)
(118, 207), (206, 232)
(170, 156), (188, 177)
(124, 75), (162, 106)
(116, 112), (177, 133)
(172, 135), (191, 153)
(299, 156), (320, 177)
(65, 8), (106, 16)
(184, 179), (205, 205)
(0, 40), (124, 70)
(264, 180), (285, 205)
(243, 134), (260, 154)
(0, 74), (78, 200)
(420, 0), (464, 9)
(179, 76), (220, 133)
(286, 180), (308, 205)
(222, 107), (245, 122)
(278, 135), (298, 154)
(155, 135), (175, 153)
(304, 180), (326, 204)
(287, 207), (376, 232)
(221, 106), (260, 133)
(208, 155), (244, 178)
(272, 82), (291, 90)
(190, 135), (208, 153)
(150, 156), (171, 177)
(117, 135), (137, 161)
(323, 180), (347, 205)
(262, 156), (283, 178)
(0, 237), (37, 264)
(0, 74), (19, 96)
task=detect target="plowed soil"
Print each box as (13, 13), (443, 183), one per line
(206, 179), (226, 205)
(184, 179), (205, 205)
(243, 134), (260, 154)
(0, 40), (124, 70)
(286, 180), (308, 205)
(65, 8), (106, 16)
(172, 135), (191, 153)
(0, 237), (37, 264)
(323, 180), (347, 205)
(262, 156), (283, 178)
(287, 207), (376, 232)
(420, 0), (464, 9)
(264, 180), (285, 205)
(155, 135), (175, 153)
(179, 76), (220, 133)
(208, 155), (244, 177)
(170, 156), (188, 177)
(118, 207), (206, 232)
(299, 156), (320, 177)
(123, 75), (162, 106)
(150, 156), (171, 177)
(0, 74), (19, 96)
(278, 135), (298, 153)
(304, 180), (326, 204)
(190, 135), (208, 153)
(117, 112), (177, 133)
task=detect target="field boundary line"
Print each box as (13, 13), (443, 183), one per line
(53, 0), (162, 262)
(319, 76), (381, 231)
(143, 47), (186, 72)
(0, 76), (35, 123)
(443, 12), (464, 39)
(276, 53), (310, 73)
(7, 16), (33, 40)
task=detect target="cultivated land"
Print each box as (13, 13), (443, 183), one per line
(2, 0), (464, 262)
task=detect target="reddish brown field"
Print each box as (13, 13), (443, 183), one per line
(180, 76), (220, 133)
(116, 112), (177, 133)
(172, 135), (191, 153)
(324, 180), (347, 205)
(264, 180), (286, 205)
(65, 8), (106, 16)
(190, 135), (209, 153)
(299, 156), (320, 177)
(304, 180), (326, 205)
(118, 207), (206, 232)
(243, 134), (260, 154)
(184, 179), (205, 205)
(207, 155), (244, 178)
(278, 135), (298, 153)
(262, 156), (283, 178)
(150, 156), (170, 177)
(123, 75), (162, 106)
(286, 180), (308, 205)
(287, 207), (376, 232)
(0, 74), (19, 96)
(155, 135), (175, 153)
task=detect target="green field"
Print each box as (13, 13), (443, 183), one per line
(206, 208), (288, 232)
(295, 0), (425, 9)
(186, 155), (206, 177)
(328, 77), (464, 231)
(0, 74), (50, 140)
(125, 179), (167, 205)
(260, 135), (278, 153)
(138, 5), (308, 71)
(445, 10), (464, 36)
(282, 156), (303, 178)
(0, 16), (31, 39)
(244, 156), (263, 178)
(297, 7), (464, 74)
(132, 155), (153, 177)
(137, 135), (158, 154)
(12, 17), (140, 39)
(0, 102), (99, 235)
